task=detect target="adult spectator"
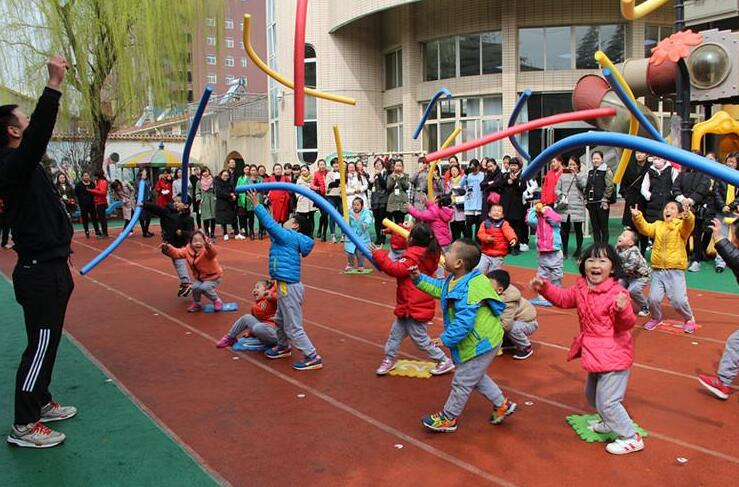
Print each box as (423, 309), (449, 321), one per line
(215, 169), (241, 240)
(88, 169), (110, 238)
(410, 156), (437, 210)
(555, 156), (587, 259)
(74, 171), (100, 239)
(0, 196), (11, 248)
(324, 158), (343, 243)
(620, 150), (650, 253)
(295, 164), (317, 236)
(266, 163), (291, 224)
(640, 156), (676, 224)
(154, 170), (173, 208)
(584, 150), (615, 243)
(237, 164), (264, 239)
(712, 153), (738, 273)
(196, 167), (217, 240)
(110, 179), (135, 232)
(710, 217), (739, 283)
(0, 55), (77, 448)
(481, 157), (504, 216)
(460, 158), (485, 238)
(369, 157), (389, 245)
(540, 156), (564, 206)
(189, 167), (201, 229)
(499, 157), (527, 255)
(137, 170), (155, 238)
(312, 159), (329, 241)
(386, 158), (410, 224)
(443, 155), (464, 183)
(55, 173), (77, 218)
(346, 161), (368, 208)
(672, 164), (712, 272)
(445, 164), (467, 241)
(172, 168), (183, 199)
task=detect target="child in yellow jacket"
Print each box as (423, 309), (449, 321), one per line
(630, 201), (697, 333)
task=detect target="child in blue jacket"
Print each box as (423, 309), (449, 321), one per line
(344, 197), (374, 273)
(249, 191), (322, 370)
(410, 238), (517, 432)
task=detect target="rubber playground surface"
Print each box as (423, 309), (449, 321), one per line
(1, 223), (737, 486)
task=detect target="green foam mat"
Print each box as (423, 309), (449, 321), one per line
(566, 414), (648, 443)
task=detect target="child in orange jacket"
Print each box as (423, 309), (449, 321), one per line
(476, 204), (517, 275)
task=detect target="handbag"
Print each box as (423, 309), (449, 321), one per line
(555, 175), (576, 212)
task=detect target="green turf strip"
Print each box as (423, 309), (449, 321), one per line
(0, 276), (218, 487)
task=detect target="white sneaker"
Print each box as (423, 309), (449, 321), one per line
(687, 261), (701, 272)
(7, 422), (65, 448)
(40, 401), (77, 423)
(223, 234), (230, 241)
(235, 234), (246, 240)
(637, 306), (650, 317)
(375, 358), (397, 375)
(430, 357), (455, 376)
(605, 434), (644, 455)
(587, 419), (611, 434)
(519, 243), (529, 252)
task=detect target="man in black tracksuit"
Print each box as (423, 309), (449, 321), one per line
(143, 198), (194, 296)
(0, 56), (76, 448)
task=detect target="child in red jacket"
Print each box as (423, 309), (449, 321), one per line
(530, 242), (643, 456)
(371, 223), (454, 376)
(476, 203), (517, 275)
(216, 279), (278, 348)
(162, 230), (224, 312)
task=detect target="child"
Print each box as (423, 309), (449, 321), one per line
(162, 230), (223, 312)
(630, 202), (697, 333)
(615, 229), (650, 317)
(344, 197), (373, 272)
(216, 279), (278, 348)
(476, 204), (517, 275)
(527, 202), (563, 306)
(406, 194), (454, 249)
(371, 223), (454, 376)
(410, 239), (517, 432)
(143, 196), (195, 297)
(698, 330), (738, 400)
(488, 269), (537, 360)
(249, 191), (323, 370)
(530, 242), (643, 455)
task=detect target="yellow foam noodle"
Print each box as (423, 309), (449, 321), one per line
(691, 111), (739, 152)
(242, 14), (356, 106)
(620, 0), (670, 20)
(382, 218), (409, 239)
(428, 127), (462, 200)
(333, 126), (349, 222)
(595, 50), (639, 184)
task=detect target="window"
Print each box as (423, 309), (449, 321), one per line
(386, 106), (403, 152)
(225, 18), (234, 30)
(241, 57), (248, 68)
(206, 36), (216, 47)
(520, 25), (626, 71)
(225, 75), (235, 84)
(575, 24), (625, 69)
(225, 37), (234, 48)
(240, 41), (244, 49)
(481, 32), (502, 74)
(459, 35), (481, 77)
(240, 21), (244, 31)
(424, 41), (439, 81)
(439, 37), (456, 79)
(207, 73), (217, 84)
(206, 55), (216, 65)
(546, 27), (571, 70)
(296, 44), (318, 163)
(424, 31), (502, 80)
(205, 17), (215, 27)
(385, 49), (403, 90)
(225, 56), (235, 67)
(645, 25), (673, 56)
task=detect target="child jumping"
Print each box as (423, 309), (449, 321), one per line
(216, 279), (278, 349)
(476, 203), (517, 275)
(489, 269), (538, 360)
(249, 191), (323, 370)
(410, 238), (517, 432)
(527, 202), (563, 306)
(371, 223), (454, 376)
(631, 202), (697, 333)
(344, 197), (373, 273)
(162, 230), (223, 312)
(615, 229), (650, 317)
(531, 242), (644, 455)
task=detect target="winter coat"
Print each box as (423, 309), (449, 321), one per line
(616, 245), (650, 278)
(620, 159), (649, 226)
(325, 170), (342, 197)
(252, 285), (278, 324)
(415, 270), (506, 364)
(715, 238), (739, 285)
(154, 179), (173, 207)
(407, 201), (453, 247)
(445, 176), (466, 222)
(143, 202), (194, 248)
(373, 245), (439, 322)
(713, 179), (739, 216)
(343, 208), (372, 254)
(57, 182), (78, 214)
(386, 173), (410, 213)
(527, 206), (562, 252)
(499, 174), (527, 222)
(632, 210), (694, 270)
(540, 277), (636, 373)
(295, 176), (316, 214)
(498, 284), (537, 332)
(461, 171), (485, 213)
(237, 175), (263, 210)
(555, 171), (587, 223)
(541, 169), (562, 205)
(88, 179), (109, 207)
(672, 169), (712, 218)
(478, 218), (517, 257)
(641, 164), (677, 222)
(254, 204), (314, 283)
(196, 179), (216, 221)
(312, 169), (327, 196)
(74, 180), (96, 209)
(480, 168), (504, 215)
(163, 242), (223, 281)
(370, 171), (389, 210)
(346, 172), (368, 208)
(214, 178), (236, 225)
(585, 164), (615, 204)
(113, 182), (135, 220)
(266, 175), (292, 223)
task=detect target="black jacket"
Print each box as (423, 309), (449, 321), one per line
(214, 178), (236, 224)
(672, 170), (711, 208)
(74, 180), (96, 208)
(715, 238), (739, 285)
(0, 88), (72, 262)
(143, 202), (194, 248)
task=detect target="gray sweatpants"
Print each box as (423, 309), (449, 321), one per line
(228, 314), (278, 346)
(620, 276), (648, 310)
(648, 269), (694, 322)
(443, 349), (504, 418)
(537, 250), (563, 286)
(383, 317), (447, 361)
(275, 282), (317, 357)
(718, 330), (739, 386)
(508, 320), (538, 350)
(172, 258), (190, 284)
(191, 278), (221, 303)
(585, 369), (636, 438)
(476, 254), (504, 276)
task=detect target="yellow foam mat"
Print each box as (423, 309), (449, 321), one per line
(388, 359), (436, 379)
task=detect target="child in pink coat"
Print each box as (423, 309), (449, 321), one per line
(530, 242), (644, 456)
(406, 194), (454, 249)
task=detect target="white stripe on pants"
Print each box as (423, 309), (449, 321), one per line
(718, 330), (739, 386)
(275, 282), (317, 358)
(191, 278), (221, 303)
(172, 258), (190, 284)
(443, 350), (504, 417)
(383, 317), (447, 361)
(647, 269), (694, 322)
(507, 320), (538, 350)
(22, 329), (50, 392)
(585, 369), (636, 438)
(620, 276), (648, 310)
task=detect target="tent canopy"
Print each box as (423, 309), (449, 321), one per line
(118, 148), (202, 168)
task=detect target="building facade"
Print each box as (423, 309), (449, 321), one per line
(267, 0), (675, 166)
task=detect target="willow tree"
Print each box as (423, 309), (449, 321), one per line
(0, 0), (222, 169)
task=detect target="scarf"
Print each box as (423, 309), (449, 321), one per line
(301, 173), (312, 183)
(200, 174), (213, 192)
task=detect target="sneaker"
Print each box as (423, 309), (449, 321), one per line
(331, 234), (337, 243)
(187, 302), (202, 313)
(643, 319), (659, 331)
(697, 374), (730, 400)
(588, 419), (612, 434)
(216, 335), (237, 349)
(421, 411), (458, 432)
(715, 266), (725, 273)
(510, 247), (520, 256)
(40, 401), (77, 422)
(519, 243), (529, 252)
(223, 234), (230, 241)
(343, 265), (354, 273)
(293, 354), (323, 370)
(512, 347), (533, 360)
(637, 306), (650, 317)
(265, 345), (292, 359)
(357, 267), (365, 273)
(375, 358), (397, 375)
(180, 283), (192, 297)
(490, 398), (517, 424)
(605, 433), (644, 455)
(430, 357), (455, 375)
(683, 320), (696, 334)
(177, 283), (187, 297)
(7, 422), (65, 448)
(213, 299), (224, 312)
(687, 261), (701, 272)
(235, 234), (246, 240)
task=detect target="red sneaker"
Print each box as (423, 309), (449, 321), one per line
(187, 302), (202, 313)
(698, 374), (730, 400)
(216, 335), (237, 349)
(213, 299), (224, 311)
